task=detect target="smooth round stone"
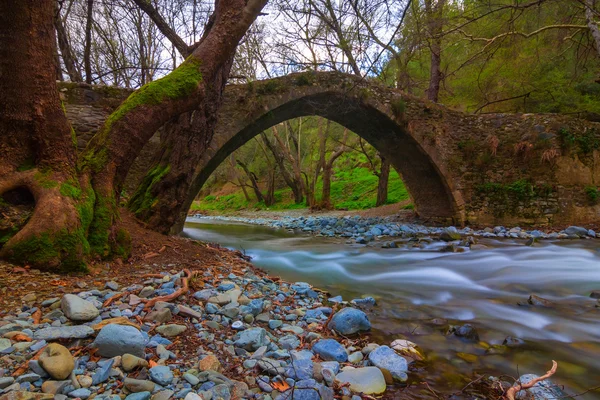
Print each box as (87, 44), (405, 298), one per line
(348, 351), (364, 363)
(368, 345), (408, 382)
(38, 343), (75, 380)
(60, 294), (99, 321)
(93, 324), (145, 358)
(327, 308), (371, 335)
(335, 367), (386, 394)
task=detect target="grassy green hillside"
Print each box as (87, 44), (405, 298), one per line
(191, 166), (411, 213)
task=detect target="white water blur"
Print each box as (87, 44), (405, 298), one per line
(183, 218), (600, 397)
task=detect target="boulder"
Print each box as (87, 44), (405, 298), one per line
(60, 294), (99, 321)
(93, 324), (145, 358)
(327, 308), (371, 335)
(38, 343), (74, 380)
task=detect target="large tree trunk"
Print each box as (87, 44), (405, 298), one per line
(376, 155), (390, 207)
(0, 0), (90, 271)
(0, 0), (267, 270)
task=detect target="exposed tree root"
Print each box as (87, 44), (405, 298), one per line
(142, 268), (200, 310)
(504, 360), (558, 400)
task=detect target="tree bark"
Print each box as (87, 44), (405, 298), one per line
(320, 127), (347, 209)
(376, 155), (390, 207)
(0, 0), (268, 269)
(0, 0), (90, 271)
(236, 160), (265, 203)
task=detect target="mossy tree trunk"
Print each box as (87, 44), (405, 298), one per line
(0, 0), (268, 271)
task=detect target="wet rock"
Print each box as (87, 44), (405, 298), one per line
(453, 324), (480, 342)
(503, 336), (526, 348)
(60, 294), (99, 321)
(93, 324), (145, 358)
(513, 374), (572, 399)
(390, 339), (424, 361)
(368, 345), (408, 382)
(327, 308), (371, 335)
(38, 343), (75, 380)
(440, 227), (461, 241)
(312, 339), (348, 362)
(350, 297), (376, 307)
(589, 290), (600, 299)
(564, 226), (588, 238)
(527, 295), (554, 307)
(335, 367), (386, 394)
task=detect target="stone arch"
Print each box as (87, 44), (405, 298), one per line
(174, 75), (466, 232)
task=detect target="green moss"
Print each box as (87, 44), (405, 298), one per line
(70, 126), (77, 148)
(104, 58), (203, 132)
(295, 72), (315, 86)
(476, 179), (555, 217)
(111, 228), (131, 259)
(391, 98), (406, 117)
(585, 186), (599, 203)
(5, 229), (88, 273)
(17, 158), (35, 172)
(80, 147), (108, 173)
(60, 180), (82, 199)
(256, 80), (281, 95)
(128, 164), (171, 217)
(34, 170), (58, 188)
(76, 186), (96, 233)
(558, 127), (600, 155)
(87, 194), (116, 257)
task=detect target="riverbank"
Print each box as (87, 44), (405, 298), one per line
(0, 213), (583, 400)
(188, 212), (600, 244)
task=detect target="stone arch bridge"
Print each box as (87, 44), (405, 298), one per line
(61, 71), (600, 233)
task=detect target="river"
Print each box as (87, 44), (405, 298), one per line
(183, 218), (600, 398)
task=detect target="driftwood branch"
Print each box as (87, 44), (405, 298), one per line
(504, 360), (558, 400)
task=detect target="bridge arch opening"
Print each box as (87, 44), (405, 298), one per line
(179, 91), (462, 230)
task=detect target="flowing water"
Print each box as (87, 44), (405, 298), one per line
(183, 218), (600, 398)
